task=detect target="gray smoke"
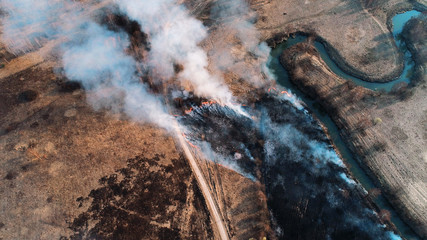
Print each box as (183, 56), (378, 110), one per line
(114, 0), (235, 105)
(180, 94), (403, 239)
(62, 22), (173, 130)
(0, 1), (406, 239)
(260, 110), (361, 189)
(0, 0), (256, 128)
(210, 0), (275, 86)
(0, 0), (173, 130)
(197, 140), (256, 181)
(258, 99), (403, 240)
(0, 0), (62, 53)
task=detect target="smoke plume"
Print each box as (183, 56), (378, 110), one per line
(210, 0), (275, 86)
(114, 0), (235, 104)
(62, 22), (173, 130)
(0, 0), (405, 239)
(180, 94), (402, 239)
(0, 0), (64, 53)
(1, 0), (175, 129)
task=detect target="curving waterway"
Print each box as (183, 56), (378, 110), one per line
(273, 10), (421, 92)
(268, 10), (422, 240)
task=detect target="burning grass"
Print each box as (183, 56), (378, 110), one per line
(0, 0), (413, 238)
(178, 92), (401, 239)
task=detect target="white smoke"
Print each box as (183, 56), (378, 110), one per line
(0, 0), (173, 130)
(339, 172), (357, 186)
(387, 231), (403, 240)
(197, 140), (256, 181)
(210, 0), (275, 86)
(262, 115), (362, 189)
(1, 0), (255, 128)
(0, 0), (63, 52)
(264, 121), (344, 168)
(0, 1), (408, 238)
(279, 89), (305, 110)
(114, 0), (235, 105)
(62, 22), (173, 130)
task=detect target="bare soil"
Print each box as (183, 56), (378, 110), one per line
(281, 41), (427, 238)
(0, 61), (216, 239)
(1, 0), (425, 239)
(0, 1), (274, 239)
(254, 0), (427, 82)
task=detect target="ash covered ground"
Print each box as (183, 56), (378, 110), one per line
(179, 93), (400, 240)
(0, 0), (421, 239)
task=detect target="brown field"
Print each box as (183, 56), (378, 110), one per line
(281, 40), (427, 238)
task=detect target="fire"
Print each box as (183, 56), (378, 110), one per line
(268, 87), (277, 93)
(201, 100), (216, 107)
(182, 133), (200, 149)
(281, 90), (292, 98)
(185, 107), (193, 114)
(184, 100), (217, 115)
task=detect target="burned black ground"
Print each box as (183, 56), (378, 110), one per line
(67, 154), (213, 240)
(180, 94), (399, 240)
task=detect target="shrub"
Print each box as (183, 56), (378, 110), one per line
(373, 117), (382, 125)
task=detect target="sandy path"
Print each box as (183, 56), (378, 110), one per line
(173, 122), (230, 240)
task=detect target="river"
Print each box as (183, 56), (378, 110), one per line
(268, 10), (422, 240)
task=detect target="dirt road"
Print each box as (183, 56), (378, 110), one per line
(173, 122), (230, 240)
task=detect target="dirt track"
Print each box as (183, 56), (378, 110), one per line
(1, 0), (426, 239)
(281, 42), (427, 238)
(173, 122), (230, 240)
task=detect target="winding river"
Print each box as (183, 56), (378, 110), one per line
(268, 10), (422, 240)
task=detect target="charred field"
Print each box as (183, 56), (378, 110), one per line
(179, 93), (399, 240)
(68, 154), (213, 240)
(0, 0), (423, 239)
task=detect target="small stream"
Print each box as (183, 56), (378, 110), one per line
(268, 10), (422, 240)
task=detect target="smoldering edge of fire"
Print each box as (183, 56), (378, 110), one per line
(0, 0), (275, 126)
(0, 0), (403, 239)
(180, 97), (402, 240)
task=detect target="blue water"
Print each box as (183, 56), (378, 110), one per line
(393, 10), (421, 36)
(268, 10), (422, 240)
(272, 10), (421, 92)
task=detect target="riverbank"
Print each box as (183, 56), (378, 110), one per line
(0, 58), (217, 239)
(255, 0), (426, 82)
(401, 14), (427, 86)
(280, 42), (427, 238)
(1, 0), (424, 239)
